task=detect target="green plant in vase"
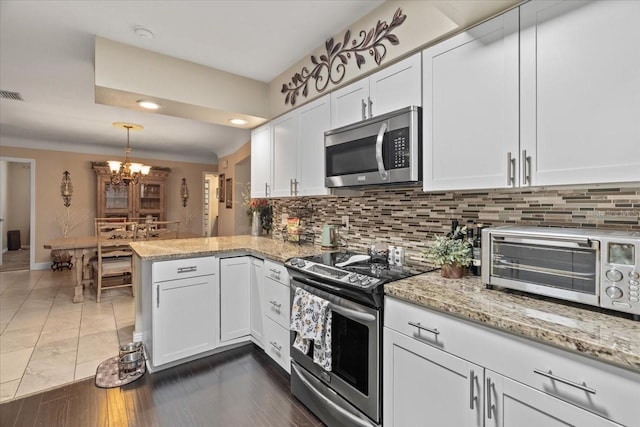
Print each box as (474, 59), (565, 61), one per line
(424, 226), (472, 278)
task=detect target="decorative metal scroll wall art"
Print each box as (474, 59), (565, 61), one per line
(281, 7), (407, 106)
(60, 171), (73, 207)
(180, 178), (189, 207)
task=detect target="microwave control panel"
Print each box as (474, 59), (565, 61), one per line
(388, 128), (410, 169)
(601, 239), (640, 315)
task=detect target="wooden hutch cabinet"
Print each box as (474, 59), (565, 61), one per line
(92, 162), (171, 221)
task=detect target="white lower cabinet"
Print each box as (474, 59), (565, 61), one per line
(262, 259), (291, 373)
(151, 257), (218, 367)
(249, 257), (264, 346)
(383, 297), (639, 427)
(263, 316), (291, 373)
(383, 327), (483, 427)
(220, 257), (251, 342)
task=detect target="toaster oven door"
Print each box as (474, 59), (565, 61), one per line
(489, 234), (600, 305)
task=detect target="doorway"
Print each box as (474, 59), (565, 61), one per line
(203, 173), (219, 237)
(0, 157), (35, 271)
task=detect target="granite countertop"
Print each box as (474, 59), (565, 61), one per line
(385, 272), (640, 372)
(129, 235), (322, 263)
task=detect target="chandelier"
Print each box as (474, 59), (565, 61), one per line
(108, 122), (150, 185)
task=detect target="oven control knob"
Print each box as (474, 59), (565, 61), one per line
(348, 273), (358, 283)
(297, 259), (306, 268)
(606, 286), (623, 299)
(605, 269), (623, 282)
(290, 258), (299, 265)
(629, 271), (640, 280)
(360, 277), (371, 286)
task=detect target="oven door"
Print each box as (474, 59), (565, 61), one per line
(290, 279), (380, 424)
(488, 232), (600, 306)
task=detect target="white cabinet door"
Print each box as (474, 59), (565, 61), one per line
(271, 111), (300, 197)
(298, 95), (330, 196)
(250, 123), (272, 198)
(383, 327), (484, 427)
(249, 257), (264, 346)
(220, 257), (250, 342)
(369, 53), (422, 118)
(487, 371), (622, 427)
(423, 9), (519, 191)
(521, 0), (640, 186)
(152, 274), (217, 366)
(330, 78), (369, 128)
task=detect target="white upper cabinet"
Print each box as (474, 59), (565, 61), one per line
(423, 9), (519, 191)
(250, 124), (272, 198)
(268, 95), (331, 197)
(298, 96), (331, 196)
(331, 53), (421, 129)
(271, 111), (300, 197)
(521, 0), (640, 186)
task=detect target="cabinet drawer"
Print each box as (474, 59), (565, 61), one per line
(487, 332), (640, 427)
(384, 297), (474, 354)
(263, 317), (291, 373)
(152, 256), (216, 282)
(263, 276), (290, 328)
(264, 259), (289, 285)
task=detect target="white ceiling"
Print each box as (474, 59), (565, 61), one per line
(0, 0), (383, 163)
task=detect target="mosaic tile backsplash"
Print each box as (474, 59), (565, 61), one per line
(270, 185), (640, 268)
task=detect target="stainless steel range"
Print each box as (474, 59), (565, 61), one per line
(286, 251), (429, 427)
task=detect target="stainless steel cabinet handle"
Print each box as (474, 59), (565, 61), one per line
(506, 152), (515, 186)
(533, 369), (596, 394)
(269, 300), (282, 312)
(269, 341), (282, 352)
(177, 266), (197, 274)
(407, 321), (440, 336)
(293, 179), (299, 196)
(522, 150), (531, 185)
(156, 285), (160, 308)
(469, 370), (476, 410)
(368, 97), (373, 118)
(361, 99), (367, 120)
(265, 182), (269, 197)
(269, 268), (281, 279)
(290, 179), (295, 196)
(486, 377), (494, 420)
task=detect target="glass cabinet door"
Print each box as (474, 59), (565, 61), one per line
(139, 183), (161, 210)
(105, 183), (129, 210)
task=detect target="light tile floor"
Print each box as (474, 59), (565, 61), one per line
(0, 268), (134, 402)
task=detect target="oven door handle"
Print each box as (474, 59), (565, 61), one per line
(292, 364), (377, 427)
(293, 279), (376, 323)
(375, 122), (389, 180)
(329, 303), (376, 323)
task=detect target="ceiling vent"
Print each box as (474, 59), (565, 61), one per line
(0, 90), (24, 101)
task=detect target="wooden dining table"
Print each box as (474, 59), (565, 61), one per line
(44, 233), (199, 303)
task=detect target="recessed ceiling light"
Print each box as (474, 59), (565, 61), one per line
(134, 26), (154, 40)
(137, 100), (160, 110)
(229, 118), (248, 125)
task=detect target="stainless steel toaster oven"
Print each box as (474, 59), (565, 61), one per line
(482, 226), (640, 317)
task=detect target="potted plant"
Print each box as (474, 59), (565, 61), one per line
(424, 226), (472, 278)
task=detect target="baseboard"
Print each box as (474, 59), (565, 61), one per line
(32, 262), (50, 271)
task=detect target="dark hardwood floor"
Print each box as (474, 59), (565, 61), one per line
(0, 344), (324, 427)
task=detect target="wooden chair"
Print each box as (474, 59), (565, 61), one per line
(91, 221), (137, 302)
(136, 220), (180, 240)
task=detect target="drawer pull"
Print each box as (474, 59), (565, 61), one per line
(269, 341), (282, 352)
(408, 321), (440, 336)
(177, 266), (197, 274)
(269, 268), (282, 279)
(269, 300), (282, 311)
(533, 369), (596, 394)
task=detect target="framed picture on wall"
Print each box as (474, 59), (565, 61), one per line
(218, 174), (225, 203)
(225, 178), (233, 208)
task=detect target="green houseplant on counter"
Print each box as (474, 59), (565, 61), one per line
(424, 226), (472, 279)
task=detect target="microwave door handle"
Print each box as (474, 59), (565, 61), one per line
(493, 234), (596, 249)
(375, 122), (389, 180)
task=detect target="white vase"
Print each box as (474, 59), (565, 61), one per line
(251, 211), (262, 236)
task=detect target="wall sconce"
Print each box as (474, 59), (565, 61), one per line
(181, 178), (189, 207)
(60, 171), (73, 207)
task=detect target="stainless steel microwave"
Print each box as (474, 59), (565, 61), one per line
(482, 226), (640, 317)
(324, 106), (422, 187)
